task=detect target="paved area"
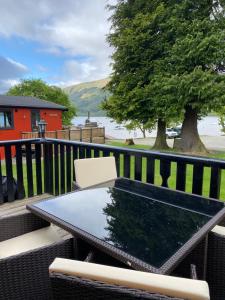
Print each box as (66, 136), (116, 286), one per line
(110, 135), (225, 152)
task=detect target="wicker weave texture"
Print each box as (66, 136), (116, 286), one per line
(0, 239), (74, 300)
(207, 232), (225, 300)
(50, 273), (184, 300)
(0, 212), (49, 242)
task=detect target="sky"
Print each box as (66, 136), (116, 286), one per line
(0, 0), (115, 93)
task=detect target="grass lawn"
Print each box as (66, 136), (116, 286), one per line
(107, 141), (225, 200)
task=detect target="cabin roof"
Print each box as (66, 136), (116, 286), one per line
(0, 95), (68, 111)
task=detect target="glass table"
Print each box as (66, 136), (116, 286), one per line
(27, 178), (225, 276)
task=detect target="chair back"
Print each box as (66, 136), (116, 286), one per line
(74, 156), (117, 188)
(49, 258), (210, 300)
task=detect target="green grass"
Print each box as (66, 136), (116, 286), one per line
(107, 141), (225, 200)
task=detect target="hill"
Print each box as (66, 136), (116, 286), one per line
(64, 78), (110, 116)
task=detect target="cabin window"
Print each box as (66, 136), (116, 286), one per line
(0, 110), (13, 129)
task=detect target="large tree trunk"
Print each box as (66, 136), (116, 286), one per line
(152, 119), (169, 150)
(174, 106), (207, 153)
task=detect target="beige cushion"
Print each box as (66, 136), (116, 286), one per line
(0, 226), (63, 259)
(49, 258), (210, 300)
(211, 225), (225, 236)
(74, 156), (117, 188)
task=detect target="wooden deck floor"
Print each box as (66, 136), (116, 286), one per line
(0, 194), (52, 217)
(0, 194), (71, 239)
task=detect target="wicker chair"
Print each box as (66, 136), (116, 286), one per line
(207, 225), (225, 300)
(0, 212), (75, 300)
(49, 258), (210, 300)
(74, 156), (117, 189)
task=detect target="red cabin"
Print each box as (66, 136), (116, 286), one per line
(0, 95), (67, 157)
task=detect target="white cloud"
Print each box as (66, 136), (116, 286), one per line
(0, 56), (29, 92)
(55, 56), (111, 87)
(0, 0), (116, 86)
(6, 57), (28, 72)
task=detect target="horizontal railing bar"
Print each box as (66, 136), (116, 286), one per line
(0, 138), (42, 146)
(46, 138), (225, 169)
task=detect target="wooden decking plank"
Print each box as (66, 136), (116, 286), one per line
(0, 193), (71, 239)
(0, 194), (51, 217)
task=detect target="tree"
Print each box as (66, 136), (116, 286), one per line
(104, 0), (225, 153)
(125, 119), (155, 138)
(7, 79), (76, 125)
(218, 112), (225, 134)
(102, 1), (179, 150)
(157, 1), (225, 153)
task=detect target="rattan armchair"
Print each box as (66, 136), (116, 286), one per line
(49, 258), (210, 300)
(0, 212), (75, 300)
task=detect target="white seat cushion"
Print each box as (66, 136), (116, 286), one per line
(211, 225), (225, 236)
(0, 225), (63, 259)
(74, 156), (117, 188)
(49, 258), (210, 300)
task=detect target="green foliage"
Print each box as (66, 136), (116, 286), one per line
(103, 0), (225, 146)
(7, 79), (76, 125)
(103, 0), (181, 128)
(157, 1), (225, 115)
(125, 119), (155, 138)
(218, 106), (225, 133)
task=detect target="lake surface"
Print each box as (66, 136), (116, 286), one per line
(72, 116), (222, 139)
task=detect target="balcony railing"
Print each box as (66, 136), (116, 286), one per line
(0, 138), (225, 202)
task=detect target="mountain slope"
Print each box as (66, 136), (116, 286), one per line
(64, 78), (110, 116)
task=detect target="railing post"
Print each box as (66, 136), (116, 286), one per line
(25, 142), (34, 198)
(44, 141), (51, 194)
(210, 167), (221, 199)
(35, 142), (42, 195)
(90, 128), (93, 143)
(160, 159), (171, 188)
(192, 163), (204, 195)
(5, 145), (15, 202)
(15, 143), (25, 199)
(80, 128), (82, 142)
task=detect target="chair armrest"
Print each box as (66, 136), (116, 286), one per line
(49, 258), (210, 300)
(0, 238), (74, 300)
(0, 211), (49, 242)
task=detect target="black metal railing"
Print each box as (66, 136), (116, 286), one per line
(0, 138), (225, 202)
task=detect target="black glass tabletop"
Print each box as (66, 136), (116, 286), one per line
(30, 178), (225, 269)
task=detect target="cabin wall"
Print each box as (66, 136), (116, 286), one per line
(40, 109), (63, 131)
(0, 108), (31, 141)
(0, 108), (31, 158)
(0, 108), (63, 158)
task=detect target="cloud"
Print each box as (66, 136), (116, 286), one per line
(0, 56), (29, 92)
(53, 56), (111, 87)
(0, 56), (28, 80)
(0, 0), (116, 85)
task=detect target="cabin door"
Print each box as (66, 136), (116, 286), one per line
(31, 110), (40, 131)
